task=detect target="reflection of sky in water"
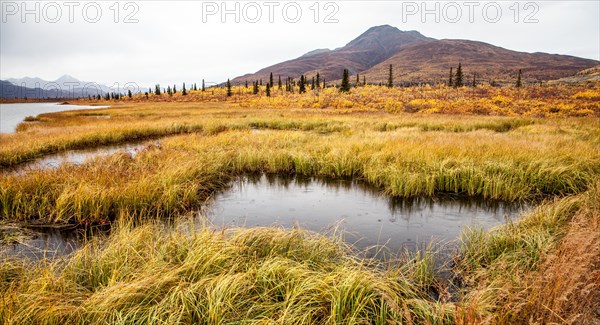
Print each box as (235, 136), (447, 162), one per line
(205, 174), (529, 254)
(2, 174), (529, 262)
(2, 143), (148, 176)
(1, 229), (82, 261)
(0, 102), (108, 133)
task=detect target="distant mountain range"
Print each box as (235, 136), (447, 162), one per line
(232, 25), (599, 85)
(1, 75), (112, 99)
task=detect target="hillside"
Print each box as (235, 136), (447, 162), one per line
(231, 25), (430, 84)
(232, 26), (598, 85)
(361, 39), (599, 84)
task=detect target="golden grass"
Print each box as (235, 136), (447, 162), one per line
(1, 104), (598, 224)
(0, 97), (599, 323)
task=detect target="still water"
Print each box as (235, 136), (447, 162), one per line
(203, 174), (527, 254)
(2, 174), (528, 260)
(0, 102), (108, 133)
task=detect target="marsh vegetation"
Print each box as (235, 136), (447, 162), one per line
(0, 85), (599, 323)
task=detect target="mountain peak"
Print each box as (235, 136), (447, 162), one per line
(55, 74), (81, 84)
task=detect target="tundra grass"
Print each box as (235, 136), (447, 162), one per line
(1, 107), (598, 224)
(0, 185), (598, 324)
(1, 102), (599, 323)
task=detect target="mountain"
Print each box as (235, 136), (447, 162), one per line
(3, 75), (112, 98)
(232, 26), (599, 85)
(1, 80), (73, 99)
(360, 39), (599, 84)
(231, 25), (431, 84)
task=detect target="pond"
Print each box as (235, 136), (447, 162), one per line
(1, 174), (529, 261)
(0, 102), (108, 133)
(203, 174), (528, 255)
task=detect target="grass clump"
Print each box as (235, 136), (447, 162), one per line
(0, 220), (446, 324)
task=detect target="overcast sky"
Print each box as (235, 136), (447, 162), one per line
(1, 0), (599, 90)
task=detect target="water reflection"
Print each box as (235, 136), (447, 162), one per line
(2, 142), (150, 175)
(203, 174), (529, 254)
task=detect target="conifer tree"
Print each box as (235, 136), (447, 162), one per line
(472, 73), (476, 87)
(155, 84), (161, 95)
(516, 69), (522, 88)
(363, 76), (366, 86)
(387, 64), (393, 88)
(266, 83), (271, 97)
(173, 85), (177, 93)
(253, 81), (259, 95)
(448, 68), (453, 87)
(167, 85), (172, 96)
(226, 79), (232, 97)
(355, 74), (360, 87)
(278, 75), (282, 90)
(340, 69), (350, 92)
(454, 63), (463, 87)
(311, 77), (315, 90)
(128, 89), (132, 98)
(182, 83), (187, 95)
(144, 92), (148, 99)
(202, 79), (205, 92)
(269, 73), (274, 88)
(299, 75), (306, 93)
(315, 73), (321, 89)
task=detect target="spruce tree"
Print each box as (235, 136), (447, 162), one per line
(173, 85), (177, 93)
(356, 74), (360, 87)
(155, 84), (161, 95)
(266, 83), (271, 97)
(167, 85), (172, 96)
(182, 83), (187, 95)
(299, 75), (306, 93)
(311, 77), (315, 90)
(516, 69), (522, 88)
(363, 76), (366, 86)
(315, 73), (321, 89)
(472, 73), (476, 87)
(340, 69), (350, 92)
(253, 81), (259, 95)
(226, 79), (232, 97)
(128, 89), (132, 98)
(202, 79), (205, 92)
(278, 75), (282, 90)
(387, 64), (393, 88)
(448, 68), (453, 87)
(269, 73), (274, 88)
(454, 63), (463, 87)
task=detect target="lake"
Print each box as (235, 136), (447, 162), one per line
(0, 102), (108, 133)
